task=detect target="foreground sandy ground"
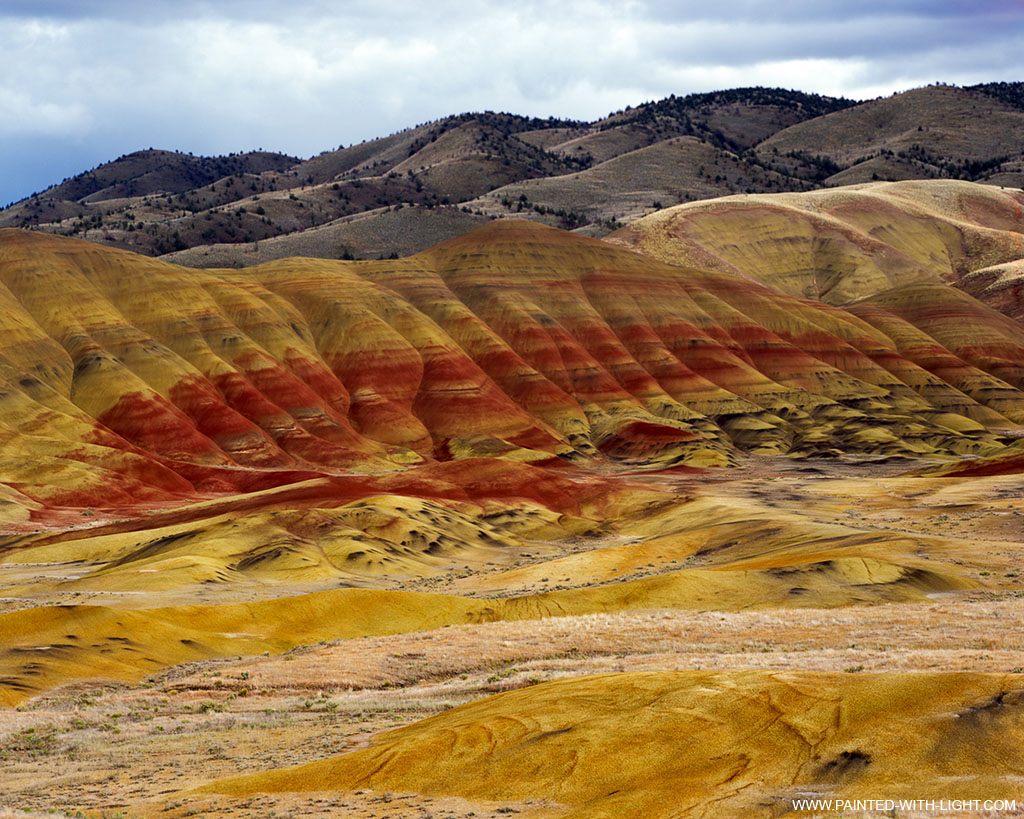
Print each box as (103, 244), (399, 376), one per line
(4, 597), (1024, 817)
(2, 457), (1023, 817)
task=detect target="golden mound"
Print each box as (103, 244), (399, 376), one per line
(0, 588), (484, 706)
(608, 179), (1024, 311)
(961, 258), (1024, 321)
(0, 484), (983, 708)
(1, 460), (634, 593)
(202, 670), (1024, 817)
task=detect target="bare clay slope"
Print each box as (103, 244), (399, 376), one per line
(0, 217), (1022, 525)
(205, 670), (1024, 818)
(1, 219), (1023, 533)
(609, 179), (1024, 319)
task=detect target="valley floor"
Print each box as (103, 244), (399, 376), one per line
(1, 457), (1023, 818)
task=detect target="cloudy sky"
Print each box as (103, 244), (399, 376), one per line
(1, 0), (1022, 205)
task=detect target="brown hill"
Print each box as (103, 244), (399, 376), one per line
(163, 204), (488, 267)
(10, 83), (1024, 264)
(25, 149), (298, 205)
(464, 136), (807, 232)
(756, 85), (1024, 187)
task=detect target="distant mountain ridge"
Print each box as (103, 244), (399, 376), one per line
(36, 149), (299, 204)
(2, 82), (1023, 264)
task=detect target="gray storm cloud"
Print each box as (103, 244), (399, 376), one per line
(0, 0), (1021, 204)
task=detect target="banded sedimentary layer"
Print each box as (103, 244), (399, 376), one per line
(0, 206), (1021, 529)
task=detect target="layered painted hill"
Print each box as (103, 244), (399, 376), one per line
(5, 84), (1024, 264)
(0, 212), (1022, 534)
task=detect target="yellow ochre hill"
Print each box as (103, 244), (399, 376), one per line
(203, 670), (1024, 818)
(608, 179), (1024, 316)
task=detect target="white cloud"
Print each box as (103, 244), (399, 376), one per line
(0, 88), (89, 136)
(0, 0), (1022, 202)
